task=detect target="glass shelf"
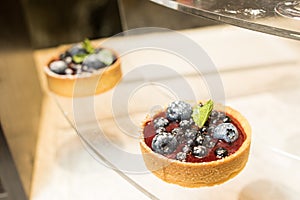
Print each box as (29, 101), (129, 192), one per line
(53, 85), (300, 200)
(49, 28), (300, 199)
(150, 0), (300, 41)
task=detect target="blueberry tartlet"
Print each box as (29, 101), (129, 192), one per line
(140, 100), (251, 187)
(44, 39), (122, 97)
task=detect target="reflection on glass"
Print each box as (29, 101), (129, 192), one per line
(275, 1), (300, 20)
(150, 0), (300, 40)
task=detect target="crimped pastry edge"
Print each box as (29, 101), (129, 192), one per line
(140, 104), (251, 188)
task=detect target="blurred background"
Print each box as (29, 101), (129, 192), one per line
(3, 0), (299, 199)
(0, 0), (217, 199)
(23, 0), (218, 48)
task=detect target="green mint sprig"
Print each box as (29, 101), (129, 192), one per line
(192, 100), (214, 127)
(82, 38), (95, 54)
(72, 38), (95, 63)
(73, 54), (88, 63)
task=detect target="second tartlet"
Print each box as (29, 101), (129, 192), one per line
(44, 39), (122, 97)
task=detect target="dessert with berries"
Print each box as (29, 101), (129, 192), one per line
(140, 100), (251, 187)
(44, 39), (122, 97)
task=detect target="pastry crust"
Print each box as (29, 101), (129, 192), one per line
(44, 48), (122, 97)
(140, 105), (251, 187)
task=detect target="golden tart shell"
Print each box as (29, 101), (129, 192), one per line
(140, 105), (251, 188)
(44, 48), (122, 97)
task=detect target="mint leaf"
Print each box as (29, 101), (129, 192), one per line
(73, 54), (88, 63)
(82, 38), (95, 54)
(192, 100), (214, 127)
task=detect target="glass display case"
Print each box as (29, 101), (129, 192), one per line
(150, 0), (300, 40)
(45, 1), (300, 199)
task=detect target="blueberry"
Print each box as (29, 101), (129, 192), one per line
(210, 110), (219, 118)
(151, 133), (178, 155)
(172, 127), (183, 135)
(155, 127), (166, 135)
(184, 128), (197, 140)
(179, 118), (193, 129)
(203, 135), (217, 148)
(172, 128), (185, 143)
(214, 147), (228, 158)
(192, 146), (208, 158)
(226, 129), (238, 142)
(59, 52), (71, 60)
(166, 101), (192, 121)
(207, 125), (216, 135)
(176, 152), (187, 161)
(64, 56), (73, 64)
(182, 145), (191, 153)
(187, 139), (195, 147)
(82, 65), (89, 71)
(70, 64), (82, 71)
(82, 54), (106, 70)
(64, 68), (73, 75)
(172, 128), (184, 135)
(211, 118), (219, 125)
(222, 116), (231, 123)
(49, 60), (68, 74)
(218, 111), (226, 119)
(195, 134), (205, 145)
(67, 45), (87, 56)
(213, 123), (239, 143)
(176, 135), (185, 144)
(153, 117), (169, 129)
(97, 49), (115, 66)
(200, 126), (208, 134)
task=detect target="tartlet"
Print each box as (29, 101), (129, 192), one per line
(140, 100), (251, 187)
(44, 39), (122, 97)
